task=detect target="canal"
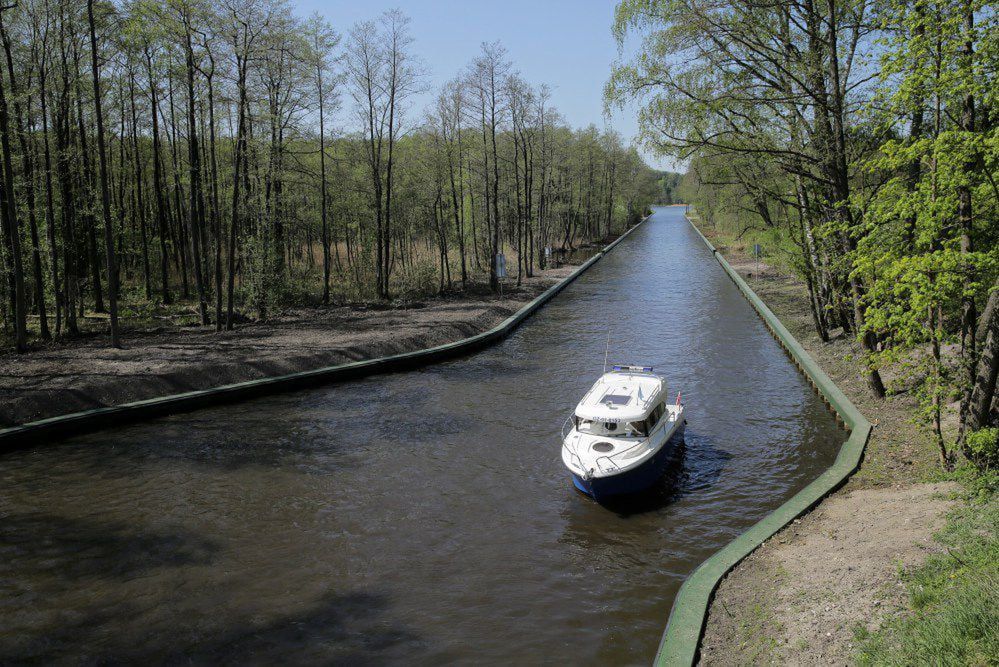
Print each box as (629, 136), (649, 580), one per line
(0, 206), (843, 664)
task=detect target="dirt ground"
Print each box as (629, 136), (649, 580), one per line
(692, 220), (954, 665)
(698, 482), (956, 665)
(0, 266), (577, 428)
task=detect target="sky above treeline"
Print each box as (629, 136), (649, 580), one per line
(290, 0), (680, 173)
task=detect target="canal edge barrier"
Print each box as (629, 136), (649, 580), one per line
(654, 214), (874, 666)
(0, 215), (652, 449)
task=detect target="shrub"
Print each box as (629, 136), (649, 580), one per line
(966, 427), (999, 469)
(395, 259), (438, 298)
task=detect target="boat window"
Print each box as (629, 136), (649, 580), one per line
(601, 393), (631, 406)
(651, 403), (665, 426)
(576, 419), (630, 436)
(627, 420), (648, 437)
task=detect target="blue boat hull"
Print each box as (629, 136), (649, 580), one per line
(571, 428), (683, 501)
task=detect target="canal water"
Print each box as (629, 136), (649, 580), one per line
(0, 207), (843, 664)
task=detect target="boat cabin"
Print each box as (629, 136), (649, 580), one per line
(573, 366), (668, 438)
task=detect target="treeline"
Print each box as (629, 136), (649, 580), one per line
(0, 0), (660, 352)
(655, 171), (681, 205)
(608, 0), (998, 468)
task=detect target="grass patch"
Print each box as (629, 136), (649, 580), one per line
(856, 468), (998, 666)
(737, 601), (782, 663)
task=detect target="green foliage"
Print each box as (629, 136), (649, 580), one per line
(656, 171), (683, 204)
(0, 1), (663, 349)
(965, 428), (999, 469)
(395, 259), (438, 298)
(854, 0), (999, 459)
(678, 156), (801, 276)
(614, 0), (998, 467)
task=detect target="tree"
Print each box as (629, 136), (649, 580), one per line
(467, 41), (509, 293)
(87, 0), (120, 347)
(306, 13), (339, 305)
(615, 0), (998, 468)
(607, 0), (888, 396)
(0, 4), (27, 351)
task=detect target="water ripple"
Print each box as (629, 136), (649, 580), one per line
(0, 207), (843, 664)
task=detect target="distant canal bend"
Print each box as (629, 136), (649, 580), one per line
(0, 207), (843, 664)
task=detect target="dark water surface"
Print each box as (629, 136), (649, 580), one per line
(0, 207), (843, 664)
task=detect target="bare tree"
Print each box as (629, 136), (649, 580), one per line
(345, 10), (419, 299)
(87, 0), (120, 346)
(306, 13), (340, 305)
(467, 41), (509, 293)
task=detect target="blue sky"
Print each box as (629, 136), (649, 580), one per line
(290, 0), (679, 172)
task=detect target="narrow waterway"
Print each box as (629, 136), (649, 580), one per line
(0, 207), (843, 664)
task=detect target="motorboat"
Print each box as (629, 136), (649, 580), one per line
(561, 365), (685, 500)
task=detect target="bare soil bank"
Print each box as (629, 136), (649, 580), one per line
(691, 220), (954, 665)
(0, 266), (579, 428)
(698, 482), (955, 666)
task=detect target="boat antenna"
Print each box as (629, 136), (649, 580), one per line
(603, 328), (611, 373)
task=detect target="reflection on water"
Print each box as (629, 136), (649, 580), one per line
(0, 207), (843, 664)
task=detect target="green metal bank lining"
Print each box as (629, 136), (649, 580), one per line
(654, 215), (873, 666)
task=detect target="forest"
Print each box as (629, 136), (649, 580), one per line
(655, 170), (682, 205)
(608, 0), (998, 469)
(0, 0), (661, 353)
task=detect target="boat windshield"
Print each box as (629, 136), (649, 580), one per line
(574, 402), (668, 438)
(574, 417), (648, 438)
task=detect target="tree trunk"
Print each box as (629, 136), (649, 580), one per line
(204, 58), (222, 331)
(957, 3), (977, 424)
(184, 15), (208, 325)
(145, 48), (171, 304)
(128, 71), (151, 299)
(965, 277), (999, 435)
(0, 13), (25, 352)
(226, 44), (249, 331)
(316, 57), (330, 305)
(39, 44), (62, 336)
(87, 0), (120, 347)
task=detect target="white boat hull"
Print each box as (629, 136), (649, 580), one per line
(562, 405), (685, 500)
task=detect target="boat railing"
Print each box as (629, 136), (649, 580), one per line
(594, 455), (619, 473)
(560, 414), (574, 440)
(562, 440), (586, 474)
(561, 415), (589, 474)
(595, 438), (644, 472)
(594, 411), (681, 472)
